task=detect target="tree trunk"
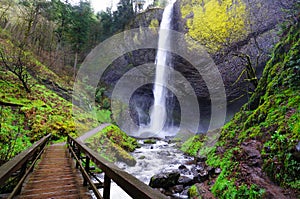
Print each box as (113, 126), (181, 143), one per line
(74, 52), (78, 79)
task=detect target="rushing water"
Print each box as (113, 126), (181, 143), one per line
(139, 1), (175, 138)
(92, 2), (188, 198)
(94, 140), (193, 199)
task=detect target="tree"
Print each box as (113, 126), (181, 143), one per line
(0, 0), (15, 28)
(97, 9), (114, 41)
(182, 0), (247, 52)
(0, 47), (32, 93)
(112, 0), (135, 32)
(67, 1), (95, 76)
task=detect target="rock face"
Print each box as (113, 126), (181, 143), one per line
(100, 0), (297, 130)
(173, 0), (297, 101)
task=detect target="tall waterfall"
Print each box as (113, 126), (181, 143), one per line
(140, 1), (175, 137)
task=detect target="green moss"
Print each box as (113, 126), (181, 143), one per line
(188, 185), (201, 198)
(85, 124), (139, 165)
(180, 134), (206, 156)
(0, 67), (98, 162)
(184, 17), (300, 198)
(143, 139), (157, 144)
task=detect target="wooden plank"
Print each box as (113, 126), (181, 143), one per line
(18, 145), (91, 199)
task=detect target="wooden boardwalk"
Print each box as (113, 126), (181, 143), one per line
(17, 144), (91, 199)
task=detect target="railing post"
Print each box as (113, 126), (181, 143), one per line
(75, 145), (80, 169)
(83, 157), (90, 186)
(103, 174), (111, 199)
(69, 139), (73, 157)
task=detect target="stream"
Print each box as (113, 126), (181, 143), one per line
(93, 140), (193, 199)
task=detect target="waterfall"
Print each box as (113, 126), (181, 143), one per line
(140, 1), (175, 137)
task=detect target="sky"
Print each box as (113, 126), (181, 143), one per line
(70, 0), (154, 13)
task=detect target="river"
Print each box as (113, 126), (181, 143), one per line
(93, 139), (193, 199)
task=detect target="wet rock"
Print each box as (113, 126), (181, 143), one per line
(178, 165), (190, 175)
(149, 171), (180, 188)
(195, 155), (207, 162)
(178, 176), (194, 186)
(170, 185), (184, 193)
(157, 150), (171, 156)
(180, 187), (189, 197)
(292, 141), (300, 160)
(241, 140), (262, 166)
(138, 155), (146, 159)
(191, 164), (204, 175)
(195, 170), (209, 183)
(207, 166), (215, 176)
(214, 168), (221, 174)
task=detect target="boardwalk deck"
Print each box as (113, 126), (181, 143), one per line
(17, 144), (91, 199)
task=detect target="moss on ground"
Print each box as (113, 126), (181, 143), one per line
(85, 124), (139, 166)
(0, 29), (98, 163)
(181, 19), (300, 198)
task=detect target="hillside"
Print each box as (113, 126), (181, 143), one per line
(183, 16), (300, 198)
(0, 28), (98, 164)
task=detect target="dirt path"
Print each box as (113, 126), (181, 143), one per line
(76, 123), (110, 142)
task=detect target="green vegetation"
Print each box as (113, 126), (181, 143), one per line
(188, 185), (199, 198)
(85, 124), (139, 166)
(181, 0), (247, 52)
(0, 69), (98, 161)
(180, 134), (205, 156)
(181, 18), (300, 197)
(0, 0), (139, 165)
(143, 139), (157, 144)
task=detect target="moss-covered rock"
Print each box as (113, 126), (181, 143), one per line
(143, 139), (157, 144)
(85, 124), (139, 166)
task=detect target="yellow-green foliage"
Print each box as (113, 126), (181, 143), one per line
(149, 19), (159, 28)
(181, 0), (248, 51)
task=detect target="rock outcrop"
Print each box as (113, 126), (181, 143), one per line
(100, 0), (297, 130)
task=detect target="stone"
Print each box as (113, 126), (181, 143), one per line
(170, 185), (184, 193)
(206, 166), (215, 176)
(178, 175), (194, 186)
(195, 155), (207, 162)
(198, 170), (209, 182)
(215, 168), (221, 174)
(178, 164), (187, 170)
(149, 171), (180, 188)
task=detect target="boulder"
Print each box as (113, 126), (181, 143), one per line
(149, 171), (180, 188)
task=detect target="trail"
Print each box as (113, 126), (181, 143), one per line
(77, 123), (110, 142)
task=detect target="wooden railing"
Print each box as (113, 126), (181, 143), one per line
(67, 135), (168, 199)
(0, 134), (51, 198)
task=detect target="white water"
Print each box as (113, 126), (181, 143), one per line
(93, 140), (193, 199)
(140, 1), (175, 138)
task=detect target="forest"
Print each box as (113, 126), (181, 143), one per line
(0, 0), (299, 198)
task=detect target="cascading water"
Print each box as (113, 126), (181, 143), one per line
(140, 0), (176, 137)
